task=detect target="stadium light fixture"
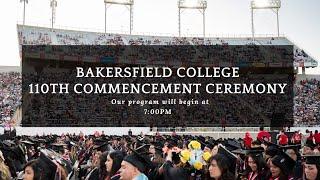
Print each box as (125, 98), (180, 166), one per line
(104, 0), (134, 34)
(20, 0), (28, 25)
(50, 0), (57, 30)
(178, 0), (207, 37)
(250, 0), (281, 40)
(251, 0), (281, 9)
(104, 0), (133, 5)
(179, 0), (206, 9)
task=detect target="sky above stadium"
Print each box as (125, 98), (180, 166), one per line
(0, 0), (319, 74)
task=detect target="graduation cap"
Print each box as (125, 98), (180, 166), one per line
(196, 137), (214, 150)
(94, 137), (108, 144)
(166, 136), (179, 148)
(21, 140), (35, 146)
(231, 149), (246, 155)
(196, 136), (206, 149)
(136, 135), (144, 142)
(124, 146), (154, 173)
(303, 154), (320, 166)
(281, 144), (301, 155)
(281, 144), (301, 151)
(135, 144), (151, 155)
(246, 148), (265, 161)
(152, 139), (164, 148)
(224, 139), (242, 151)
(68, 141), (78, 147)
(251, 140), (262, 146)
(50, 143), (67, 153)
(93, 137), (111, 152)
(204, 141), (214, 150)
(28, 137), (38, 143)
(148, 141), (163, 155)
(217, 144), (238, 173)
(2, 140), (15, 147)
(304, 140), (316, 150)
(264, 141), (281, 158)
(39, 149), (72, 176)
(271, 151), (296, 175)
(232, 147), (264, 156)
(93, 143), (109, 152)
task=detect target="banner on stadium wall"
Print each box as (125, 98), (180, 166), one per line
(236, 61), (248, 67)
(101, 56), (115, 64)
(64, 56), (78, 62)
(46, 54), (58, 60)
(25, 52), (41, 59)
(285, 62), (294, 67)
(252, 62), (266, 67)
(83, 56), (96, 63)
(269, 62), (283, 67)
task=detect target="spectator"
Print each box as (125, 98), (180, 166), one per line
(257, 126), (271, 142)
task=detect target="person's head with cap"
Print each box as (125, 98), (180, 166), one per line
(211, 143), (219, 157)
(23, 159), (42, 180)
(304, 141), (316, 155)
(264, 142), (281, 166)
(304, 155), (320, 180)
(208, 154), (236, 180)
(269, 151), (296, 179)
(246, 150), (267, 174)
(120, 151), (150, 180)
(105, 150), (124, 178)
(251, 140), (261, 148)
(98, 151), (109, 180)
(282, 145), (301, 162)
(23, 149), (67, 180)
(203, 142), (214, 153)
(148, 141), (163, 156)
(23, 157), (68, 180)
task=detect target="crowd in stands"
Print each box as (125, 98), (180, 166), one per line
(294, 79), (320, 126)
(0, 72), (21, 126)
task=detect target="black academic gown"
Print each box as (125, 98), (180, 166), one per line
(292, 159), (303, 180)
(162, 161), (190, 180)
(147, 164), (164, 180)
(85, 167), (99, 180)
